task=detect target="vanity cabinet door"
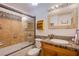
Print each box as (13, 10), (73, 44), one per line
(56, 48), (77, 56)
(41, 42), (77, 56)
(42, 46), (57, 56)
(41, 42), (57, 56)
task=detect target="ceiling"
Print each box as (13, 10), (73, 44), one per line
(1, 3), (75, 20)
(3, 3), (57, 16)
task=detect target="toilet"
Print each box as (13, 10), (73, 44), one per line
(27, 38), (42, 56)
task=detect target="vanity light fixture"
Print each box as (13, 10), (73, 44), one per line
(51, 6), (55, 10)
(51, 5), (59, 10)
(50, 3), (72, 11)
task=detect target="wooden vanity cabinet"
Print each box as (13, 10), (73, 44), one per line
(41, 42), (78, 56)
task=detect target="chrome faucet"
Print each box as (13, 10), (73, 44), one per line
(76, 29), (79, 45)
(48, 34), (54, 39)
(72, 29), (79, 45)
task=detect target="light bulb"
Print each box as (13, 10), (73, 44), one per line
(55, 5), (59, 8)
(51, 6), (55, 9)
(32, 3), (38, 6)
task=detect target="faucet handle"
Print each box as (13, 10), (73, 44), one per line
(48, 34), (54, 39)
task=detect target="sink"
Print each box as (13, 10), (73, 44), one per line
(50, 39), (69, 45)
(35, 38), (43, 41)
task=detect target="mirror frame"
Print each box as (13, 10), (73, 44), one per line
(48, 7), (78, 29)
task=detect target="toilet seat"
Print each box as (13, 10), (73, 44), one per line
(28, 48), (41, 56)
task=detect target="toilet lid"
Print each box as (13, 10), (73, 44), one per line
(28, 48), (41, 55)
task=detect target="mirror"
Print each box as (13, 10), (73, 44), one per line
(48, 4), (78, 29)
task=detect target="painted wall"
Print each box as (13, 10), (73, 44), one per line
(35, 4), (77, 37)
(4, 3), (77, 37)
(78, 4), (79, 29)
(77, 4), (79, 40)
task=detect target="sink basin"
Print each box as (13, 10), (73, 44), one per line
(50, 39), (69, 44)
(35, 38), (43, 41)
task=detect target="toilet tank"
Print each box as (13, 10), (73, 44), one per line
(35, 39), (42, 48)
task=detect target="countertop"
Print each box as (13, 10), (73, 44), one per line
(41, 39), (79, 51)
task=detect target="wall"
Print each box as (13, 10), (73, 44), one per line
(5, 3), (77, 37)
(0, 6), (35, 48)
(78, 4), (79, 29)
(77, 4), (79, 40)
(35, 4), (77, 37)
(36, 19), (76, 36)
